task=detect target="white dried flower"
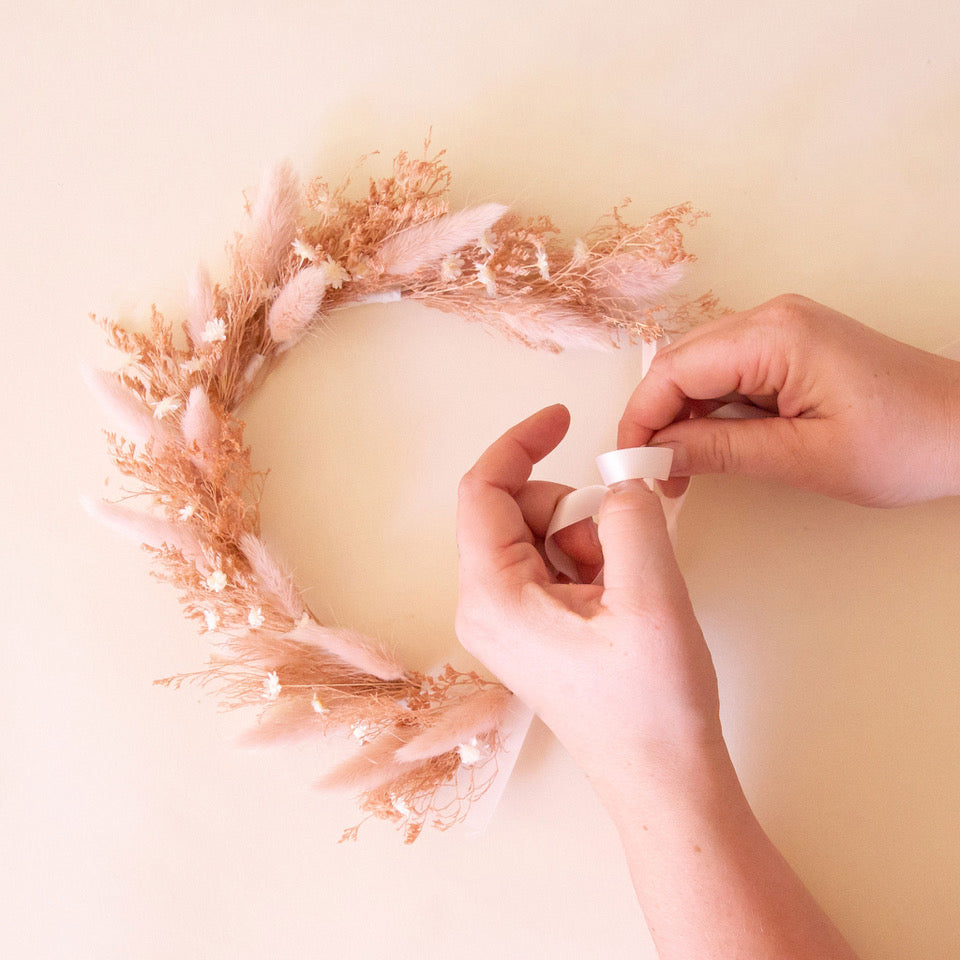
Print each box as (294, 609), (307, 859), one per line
(293, 238), (319, 262)
(440, 255), (463, 281)
(263, 671), (282, 701)
(476, 261), (497, 297)
(391, 795), (412, 817)
(152, 396), (181, 420)
(178, 503), (196, 521)
(203, 608), (220, 631)
(242, 354), (265, 386)
(311, 692), (326, 714)
(201, 317), (227, 343)
(320, 257), (350, 290)
(457, 737), (483, 766)
(349, 257), (374, 281)
(478, 229), (496, 256)
(205, 569), (227, 592)
(181, 358), (205, 375)
(247, 606), (265, 629)
(535, 244), (550, 281)
(572, 238), (589, 266)
(351, 720), (374, 742)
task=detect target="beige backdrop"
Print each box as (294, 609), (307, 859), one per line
(2, 1), (959, 958)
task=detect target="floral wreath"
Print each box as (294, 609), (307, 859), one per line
(84, 143), (713, 842)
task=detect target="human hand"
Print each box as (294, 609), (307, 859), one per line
(619, 295), (960, 507)
(455, 404), (724, 805)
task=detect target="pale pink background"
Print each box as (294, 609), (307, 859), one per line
(3, 2), (959, 958)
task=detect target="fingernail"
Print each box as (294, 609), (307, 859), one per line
(650, 441), (688, 476)
(607, 478), (649, 494)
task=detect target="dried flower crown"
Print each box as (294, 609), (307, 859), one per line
(84, 145), (713, 842)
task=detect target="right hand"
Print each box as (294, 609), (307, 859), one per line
(619, 295), (960, 507)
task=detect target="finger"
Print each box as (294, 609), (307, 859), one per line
(515, 480), (576, 539)
(457, 404), (570, 583)
(617, 310), (791, 448)
(597, 480), (687, 611)
(515, 480), (603, 576)
(648, 414), (839, 492)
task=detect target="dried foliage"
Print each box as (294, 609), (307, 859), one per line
(86, 143), (713, 841)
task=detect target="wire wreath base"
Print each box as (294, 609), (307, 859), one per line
(84, 143), (714, 842)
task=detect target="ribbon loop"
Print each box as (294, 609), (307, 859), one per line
(543, 446), (675, 583)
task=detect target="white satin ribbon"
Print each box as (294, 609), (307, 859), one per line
(543, 447), (674, 583)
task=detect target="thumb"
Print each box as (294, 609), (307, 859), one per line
(652, 415), (832, 488)
(597, 480), (685, 608)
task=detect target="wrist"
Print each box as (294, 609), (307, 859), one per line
(587, 732), (741, 829)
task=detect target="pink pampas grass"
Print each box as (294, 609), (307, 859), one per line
(186, 265), (216, 348)
(81, 366), (176, 447)
(288, 618), (405, 682)
(316, 729), (415, 793)
(378, 203), (508, 275)
(243, 160), (300, 283)
(394, 686), (513, 763)
(80, 496), (204, 562)
(238, 532), (305, 622)
(181, 386), (220, 464)
(266, 264), (328, 346)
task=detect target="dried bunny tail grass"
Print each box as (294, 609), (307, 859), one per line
(236, 695), (325, 747)
(81, 496), (205, 562)
(378, 203), (508, 275)
(243, 160), (300, 283)
(186, 265), (216, 347)
(317, 728), (418, 793)
(423, 295), (617, 352)
(266, 264), (328, 346)
(394, 686), (513, 763)
(289, 618), (405, 682)
(181, 386), (220, 464)
(591, 257), (686, 306)
(238, 532), (305, 621)
(82, 365), (176, 446)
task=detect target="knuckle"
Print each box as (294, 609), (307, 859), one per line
(764, 293), (816, 337)
(706, 429), (741, 474)
(457, 470), (482, 504)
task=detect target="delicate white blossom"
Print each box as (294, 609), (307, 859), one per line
(181, 357), (205, 375)
(440, 255), (463, 281)
(478, 229), (496, 256)
(351, 720), (374, 742)
(476, 261), (497, 297)
(247, 606), (265, 629)
(349, 257), (374, 281)
(292, 238), (319, 262)
(311, 692), (326, 714)
(201, 317), (227, 343)
(205, 569), (227, 592)
(391, 794), (412, 817)
(535, 243), (550, 281)
(320, 257), (350, 290)
(457, 737), (483, 766)
(178, 503), (196, 521)
(203, 608), (220, 630)
(152, 396), (181, 420)
(263, 671), (282, 701)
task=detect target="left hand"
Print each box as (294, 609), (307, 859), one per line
(455, 404), (724, 802)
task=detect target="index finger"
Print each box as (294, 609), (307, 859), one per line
(457, 404), (570, 583)
(617, 310), (777, 448)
